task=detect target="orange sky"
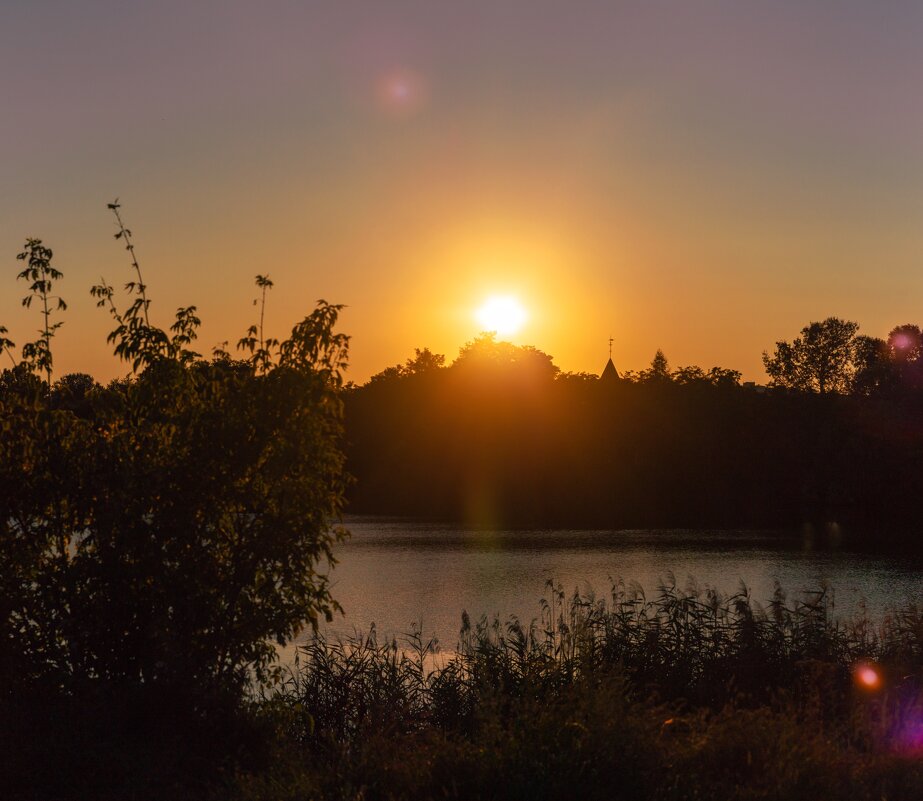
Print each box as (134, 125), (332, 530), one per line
(3, 2), (923, 384)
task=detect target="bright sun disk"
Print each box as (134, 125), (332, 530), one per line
(476, 295), (527, 337)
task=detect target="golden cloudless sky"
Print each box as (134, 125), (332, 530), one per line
(2, 1), (923, 383)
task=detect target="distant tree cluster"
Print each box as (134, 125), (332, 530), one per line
(370, 339), (741, 389)
(368, 346), (445, 383)
(369, 335), (559, 385)
(763, 316), (923, 396)
(619, 348), (742, 387)
(346, 322), (923, 536)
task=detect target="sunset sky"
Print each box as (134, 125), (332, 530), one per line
(3, 1), (923, 383)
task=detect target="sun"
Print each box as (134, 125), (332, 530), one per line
(475, 295), (527, 337)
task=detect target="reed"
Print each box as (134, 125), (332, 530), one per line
(238, 580), (923, 800)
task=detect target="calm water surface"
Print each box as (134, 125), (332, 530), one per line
(312, 517), (923, 647)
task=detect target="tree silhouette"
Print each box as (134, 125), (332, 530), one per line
(453, 333), (558, 381)
(1, 218), (350, 706)
(852, 335), (895, 396)
(405, 347), (445, 375)
(762, 317), (860, 393)
(888, 324), (922, 362)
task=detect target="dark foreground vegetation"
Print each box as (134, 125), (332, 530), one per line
(11, 581), (923, 800)
(248, 580), (923, 801)
(346, 322), (923, 541)
(0, 215), (351, 799)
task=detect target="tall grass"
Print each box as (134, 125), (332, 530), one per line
(232, 579), (923, 800)
(14, 578), (921, 799)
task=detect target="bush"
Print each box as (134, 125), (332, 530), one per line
(0, 224), (350, 797)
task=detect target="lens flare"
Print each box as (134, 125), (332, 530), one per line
(897, 717), (923, 754)
(854, 662), (882, 691)
(376, 68), (427, 115)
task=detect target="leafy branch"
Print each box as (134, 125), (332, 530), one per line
(237, 274), (279, 373)
(15, 238), (66, 385)
(278, 300), (350, 387)
(94, 201), (199, 371)
(0, 326), (16, 368)
(107, 199), (150, 326)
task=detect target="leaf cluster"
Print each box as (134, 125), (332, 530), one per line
(12, 239), (67, 382)
(0, 211), (351, 707)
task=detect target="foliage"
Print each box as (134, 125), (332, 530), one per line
(762, 317), (861, 393)
(405, 346), (446, 374)
(618, 350), (741, 387)
(7, 579), (923, 799)
(0, 325), (15, 367)
(50, 372), (100, 416)
(15, 239), (66, 384)
(640, 347), (670, 382)
(452, 333), (559, 382)
(368, 347), (446, 384)
(883, 324), (923, 391)
(347, 322), (923, 531)
(762, 317), (923, 399)
(0, 212), (350, 708)
(671, 364), (742, 387)
(889, 324), (923, 363)
(236, 274), (280, 374)
(347, 343), (887, 530)
(221, 582), (923, 801)
(852, 333), (895, 396)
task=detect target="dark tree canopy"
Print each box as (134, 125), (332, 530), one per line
(644, 349), (671, 382)
(762, 317), (860, 393)
(452, 333), (559, 381)
(345, 321), (923, 537)
(1, 239), (349, 700)
(369, 347), (446, 384)
(885, 324), (923, 390)
(406, 347), (445, 374)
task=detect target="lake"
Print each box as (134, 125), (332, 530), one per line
(312, 517), (923, 648)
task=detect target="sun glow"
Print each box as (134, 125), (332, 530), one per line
(475, 295), (527, 337)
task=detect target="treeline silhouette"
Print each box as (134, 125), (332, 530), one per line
(345, 322), (923, 541)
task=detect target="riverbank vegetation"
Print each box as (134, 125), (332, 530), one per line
(345, 324), (923, 540)
(6, 578), (923, 799)
(236, 579), (923, 801)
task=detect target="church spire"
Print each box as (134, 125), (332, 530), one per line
(600, 336), (620, 382)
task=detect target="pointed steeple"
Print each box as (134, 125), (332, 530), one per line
(600, 336), (620, 382)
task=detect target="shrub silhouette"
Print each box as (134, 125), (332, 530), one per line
(0, 219), (350, 704)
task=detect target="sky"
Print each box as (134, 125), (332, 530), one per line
(3, 1), (923, 383)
